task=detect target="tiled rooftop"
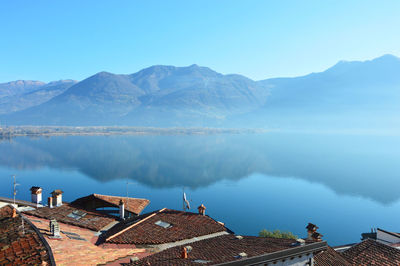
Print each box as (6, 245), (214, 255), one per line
(24, 203), (117, 231)
(24, 214), (150, 266)
(314, 246), (350, 266)
(72, 194), (150, 215)
(343, 239), (400, 265)
(123, 234), (303, 265)
(0, 205), (52, 265)
(104, 209), (229, 245)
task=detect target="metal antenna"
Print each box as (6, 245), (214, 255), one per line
(182, 187), (185, 212)
(12, 175), (19, 205)
(126, 181), (134, 198)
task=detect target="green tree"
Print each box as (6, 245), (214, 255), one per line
(259, 229), (298, 239)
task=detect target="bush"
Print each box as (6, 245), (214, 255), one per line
(259, 229), (298, 239)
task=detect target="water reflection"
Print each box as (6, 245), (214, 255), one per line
(1, 133), (399, 204)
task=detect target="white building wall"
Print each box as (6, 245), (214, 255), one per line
(253, 253), (314, 266)
(31, 193), (42, 204)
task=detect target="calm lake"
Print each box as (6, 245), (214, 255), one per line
(1, 132), (399, 246)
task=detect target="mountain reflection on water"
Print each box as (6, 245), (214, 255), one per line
(1, 132), (400, 205)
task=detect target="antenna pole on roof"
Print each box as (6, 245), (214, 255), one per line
(182, 188), (190, 212)
(182, 187), (185, 212)
(126, 181), (134, 198)
(12, 175), (19, 205)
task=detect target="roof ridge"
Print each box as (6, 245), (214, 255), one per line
(15, 206), (56, 266)
(105, 208), (167, 242)
(344, 238), (400, 261)
(93, 194), (149, 201)
(377, 228), (400, 238)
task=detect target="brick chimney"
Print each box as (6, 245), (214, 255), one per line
(30, 186), (42, 206)
(119, 200), (125, 220)
(51, 190), (63, 207)
(197, 204), (206, 216)
(306, 223), (323, 241)
(311, 232), (323, 242)
(48, 197), (53, 208)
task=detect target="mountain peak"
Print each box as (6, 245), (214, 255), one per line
(325, 54), (400, 75)
(372, 54), (400, 63)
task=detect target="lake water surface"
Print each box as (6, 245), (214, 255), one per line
(1, 132), (399, 246)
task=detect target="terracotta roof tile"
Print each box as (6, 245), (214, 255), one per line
(104, 209), (229, 245)
(314, 246), (351, 266)
(23, 203), (116, 231)
(0, 205), (51, 265)
(72, 194), (150, 215)
(343, 239), (400, 265)
(124, 234), (302, 265)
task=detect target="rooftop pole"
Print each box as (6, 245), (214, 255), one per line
(12, 175), (19, 205)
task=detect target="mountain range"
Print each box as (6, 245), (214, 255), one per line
(1, 54), (400, 128)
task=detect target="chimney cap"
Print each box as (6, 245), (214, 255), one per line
(51, 190), (63, 196)
(197, 204), (206, 210)
(30, 186), (42, 193)
(306, 223), (318, 231)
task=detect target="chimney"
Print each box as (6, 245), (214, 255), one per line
(197, 204), (206, 216)
(51, 190), (63, 207)
(306, 223), (318, 240)
(48, 197), (53, 208)
(12, 208), (17, 218)
(30, 186), (42, 206)
(311, 232), (323, 242)
(119, 200), (125, 220)
(306, 222), (323, 241)
(49, 219), (61, 238)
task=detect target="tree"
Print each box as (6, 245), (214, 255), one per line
(259, 229), (298, 239)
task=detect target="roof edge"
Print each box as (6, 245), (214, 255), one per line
(214, 241), (328, 266)
(14, 206), (56, 266)
(106, 208), (167, 242)
(377, 228), (400, 239)
(92, 194), (150, 201)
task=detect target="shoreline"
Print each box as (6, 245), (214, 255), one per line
(0, 126), (268, 138)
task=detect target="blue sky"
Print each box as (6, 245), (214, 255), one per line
(1, 0), (399, 82)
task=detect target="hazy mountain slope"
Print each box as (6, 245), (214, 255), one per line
(0, 80), (45, 98)
(5, 72), (146, 124)
(5, 65), (270, 125)
(124, 65), (269, 126)
(259, 54), (400, 112)
(228, 54), (400, 128)
(0, 80), (76, 114)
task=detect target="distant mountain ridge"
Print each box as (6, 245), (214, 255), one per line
(3, 64), (269, 125)
(2, 54), (400, 127)
(0, 80), (45, 98)
(0, 80), (77, 114)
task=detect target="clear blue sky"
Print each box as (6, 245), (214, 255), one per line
(1, 0), (399, 82)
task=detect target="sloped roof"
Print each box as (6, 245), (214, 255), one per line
(0, 205), (53, 265)
(343, 239), (400, 265)
(124, 234), (318, 265)
(72, 194), (150, 215)
(104, 208), (229, 245)
(23, 203), (117, 231)
(314, 246), (350, 266)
